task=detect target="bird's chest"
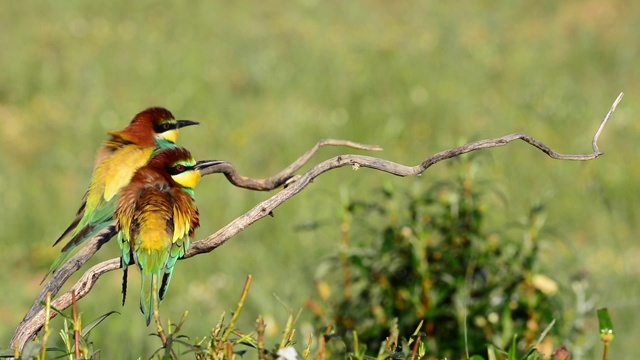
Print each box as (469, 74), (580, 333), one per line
(133, 210), (174, 251)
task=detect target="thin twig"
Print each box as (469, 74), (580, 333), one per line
(10, 93), (623, 352)
(593, 92), (623, 154)
(220, 275), (252, 345)
(409, 332), (421, 360)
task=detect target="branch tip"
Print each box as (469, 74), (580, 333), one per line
(592, 92), (624, 154)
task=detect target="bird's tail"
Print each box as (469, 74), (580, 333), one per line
(41, 251), (73, 284)
(61, 221), (112, 253)
(122, 264), (128, 306)
(140, 270), (162, 326)
(41, 222), (113, 283)
(52, 193), (88, 247)
(137, 247), (171, 325)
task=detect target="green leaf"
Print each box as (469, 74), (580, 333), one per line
(38, 301), (73, 321)
(520, 319), (556, 359)
(507, 335), (517, 360)
(534, 319), (555, 347)
(0, 349), (17, 358)
(81, 310), (119, 337)
(42, 346), (69, 354)
(20, 341), (42, 359)
(487, 344), (498, 360)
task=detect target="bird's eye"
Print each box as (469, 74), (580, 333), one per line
(175, 165), (186, 172)
(163, 123), (171, 130)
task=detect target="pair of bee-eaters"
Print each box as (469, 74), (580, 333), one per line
(46, 107), (221, 325)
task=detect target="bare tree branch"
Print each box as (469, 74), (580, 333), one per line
(10, 92), (623, 352)
(199, 139), (383, 190)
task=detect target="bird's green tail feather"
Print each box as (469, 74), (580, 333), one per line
(140, 271), (160, 326)
(138, 248), (176, 325)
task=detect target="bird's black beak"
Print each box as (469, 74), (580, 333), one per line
(195, 160), (224, 170)
(176, 120), (200, 128)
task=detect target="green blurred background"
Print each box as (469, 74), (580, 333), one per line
(1, 1), (638, 358)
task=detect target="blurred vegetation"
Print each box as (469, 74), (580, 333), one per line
(308, 157), (586, 358)
(1, 1), (639, 358)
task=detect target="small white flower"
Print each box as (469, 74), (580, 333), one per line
(277, 346), (299, 360)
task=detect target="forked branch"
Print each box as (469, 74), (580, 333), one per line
(199, 139), (383, 189)
(10, 92), (624, 352)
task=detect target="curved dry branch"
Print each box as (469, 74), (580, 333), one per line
(200, 139), (383, 190)
(186, 90), (623, 256)
(10, 93), (623, 352)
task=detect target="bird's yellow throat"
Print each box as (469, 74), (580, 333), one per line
(161, 129), (179, 144)
(172, 170), (201, 189)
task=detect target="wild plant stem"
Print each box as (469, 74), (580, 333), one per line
(39, 292), (52, 360)
(221, 275), (252, 344)
(72, 290), (80, 359)
(256, 316), (266, 360)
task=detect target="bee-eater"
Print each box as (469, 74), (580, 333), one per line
(116, 147), (221, 325)
(46, 107), (199, 278)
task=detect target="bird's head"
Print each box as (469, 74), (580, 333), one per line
(149, 147), (222, 191)
(112, 107), (199, 146)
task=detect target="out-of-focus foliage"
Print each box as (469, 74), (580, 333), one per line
(1, 1), (639, 358)
(309, 156), (588, 358)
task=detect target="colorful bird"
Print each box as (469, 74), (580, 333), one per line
(46, 107), (199, 279)
(116, 147), (221, 325)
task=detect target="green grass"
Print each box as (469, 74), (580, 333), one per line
(1, 1), (639, 358)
